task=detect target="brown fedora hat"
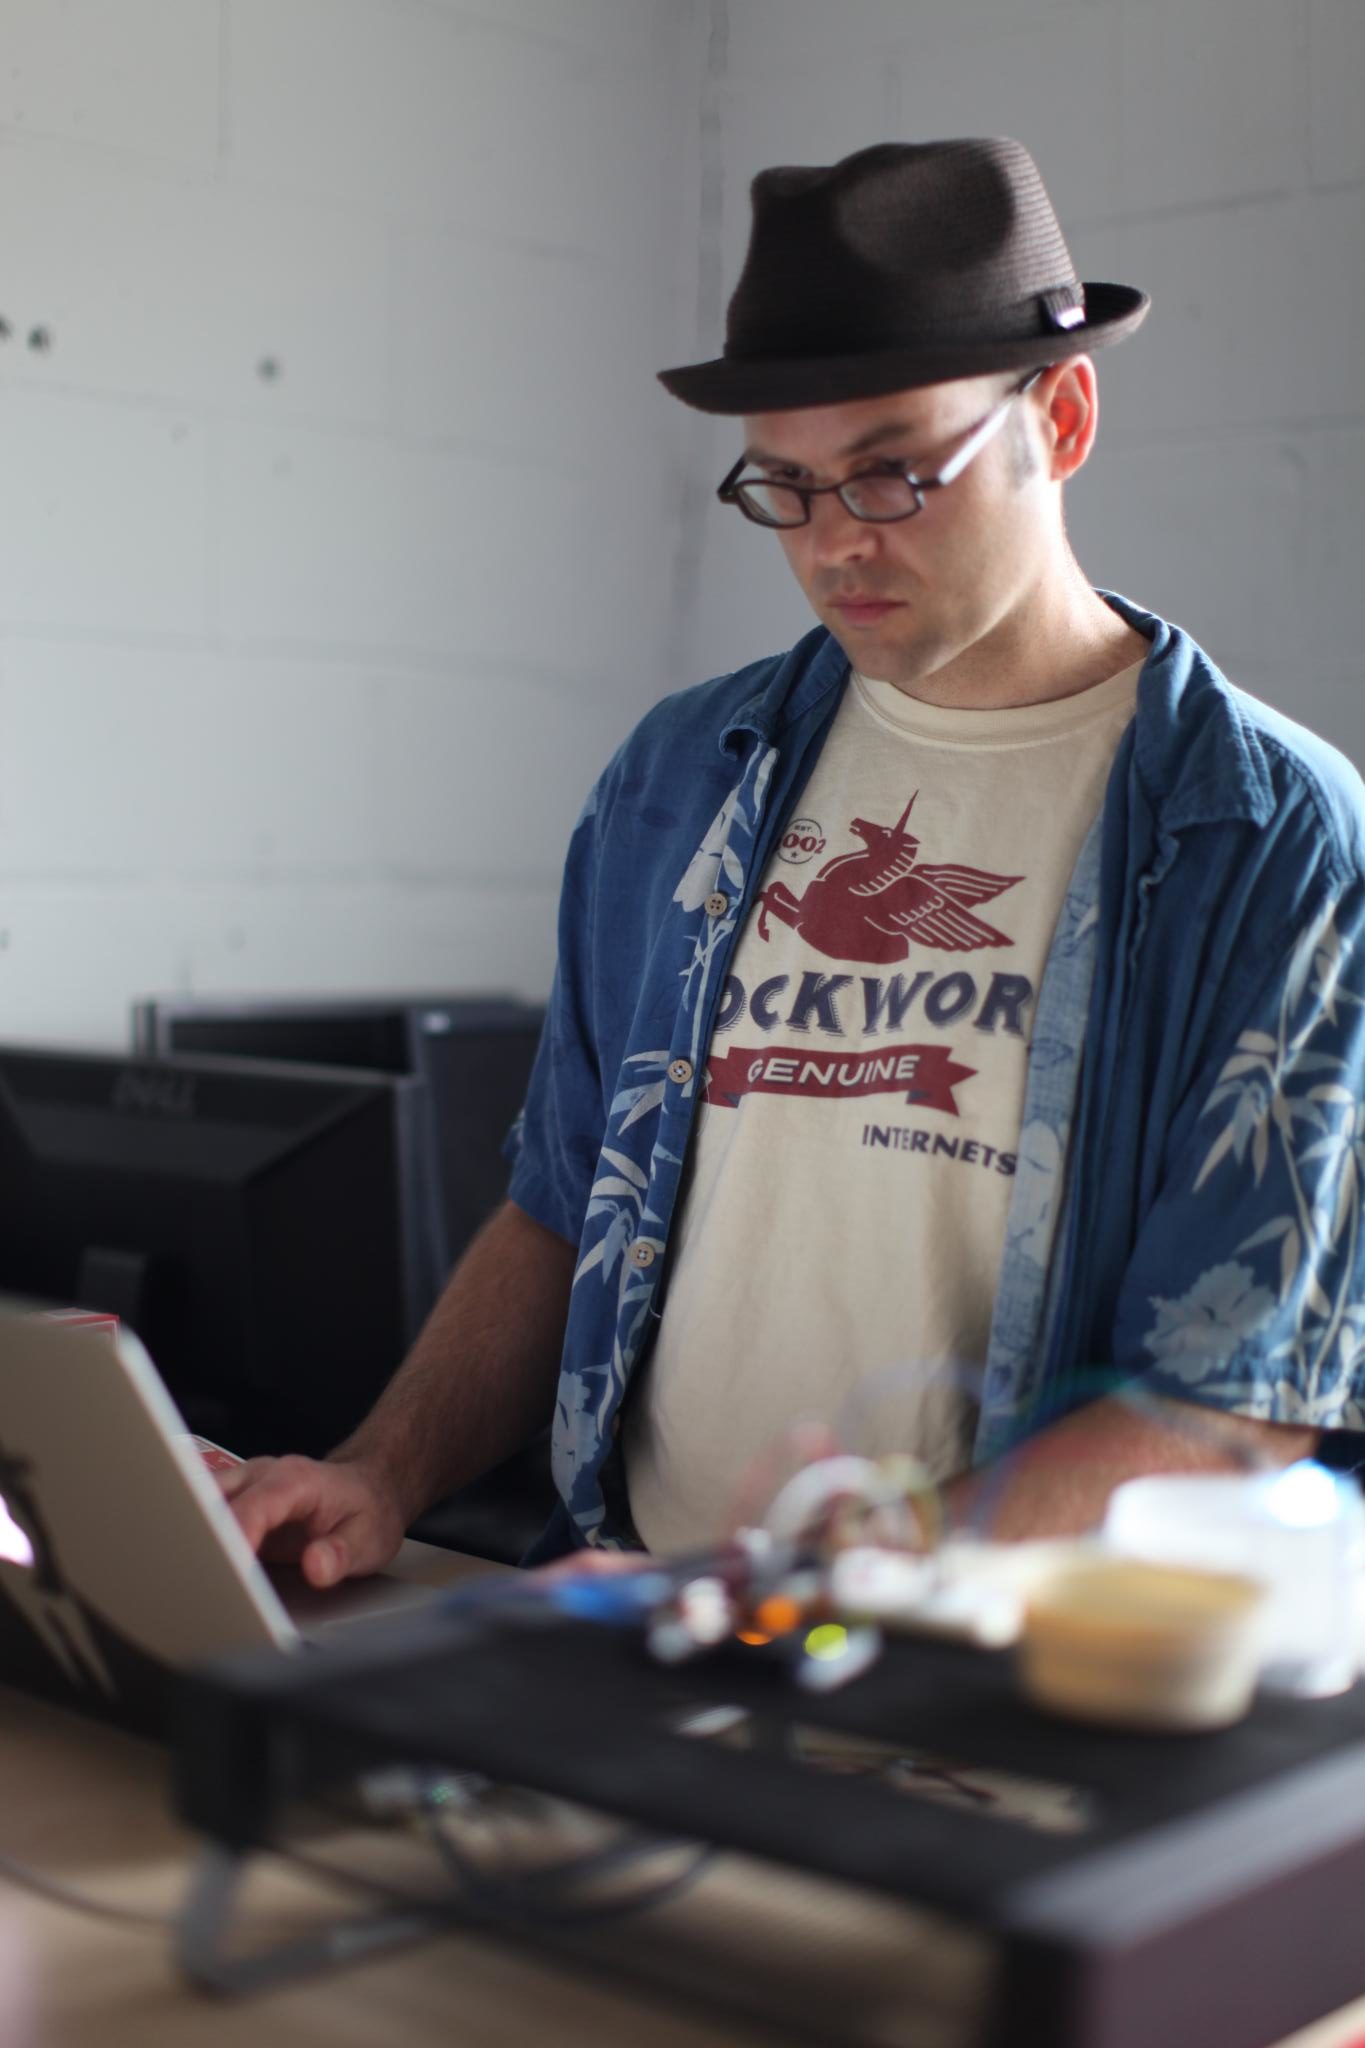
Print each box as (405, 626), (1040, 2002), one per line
(659, 138), (1149, 415)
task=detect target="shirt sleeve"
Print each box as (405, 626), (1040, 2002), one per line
(1110, 880), (1365, 1432)
(503, 777), (610, 1251)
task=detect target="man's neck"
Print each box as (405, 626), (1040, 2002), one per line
(883, 571), (1150, 713)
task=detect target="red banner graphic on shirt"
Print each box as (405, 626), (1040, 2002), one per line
(704, 1042), (976, 1115)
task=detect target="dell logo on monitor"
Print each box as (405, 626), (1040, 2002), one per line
(111, 1070), (196, 1120)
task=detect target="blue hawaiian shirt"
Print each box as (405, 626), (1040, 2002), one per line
(507, 592), (1365, 1553)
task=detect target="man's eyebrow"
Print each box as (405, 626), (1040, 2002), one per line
(744, 417), (928, 470)
(839, 417), (927, 458)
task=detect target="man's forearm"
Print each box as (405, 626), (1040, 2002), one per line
(946, 1393), (1319, 1543)
(329, 1198), (575, 1527)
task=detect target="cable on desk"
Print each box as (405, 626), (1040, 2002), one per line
(306, 1769), (717, 1933)
(0, 1846), (173, 1930)
(280, 1798), (716, 1938)
(417, 1809), (717, 1929)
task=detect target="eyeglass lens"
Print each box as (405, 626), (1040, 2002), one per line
(737, 472), (922, 527)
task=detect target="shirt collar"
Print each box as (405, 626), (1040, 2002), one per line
(718, 625), (849, 754)
(1101, 590), (1278, 830)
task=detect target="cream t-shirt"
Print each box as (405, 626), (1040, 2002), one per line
(624, 659), (1143, 1554)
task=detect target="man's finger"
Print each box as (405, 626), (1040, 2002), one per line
(224, 1459), (332, 1554)
(301, 1536), (348, 1588)
(301, 1503), (391, 1587)
(213, 1457), (269, 1501)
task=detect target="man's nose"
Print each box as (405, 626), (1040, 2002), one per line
(807, 492), (878, 565)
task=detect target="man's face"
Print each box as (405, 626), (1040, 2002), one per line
(741, 372), (1047, 694)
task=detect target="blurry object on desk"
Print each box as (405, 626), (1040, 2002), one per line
(1019, 1556), (1267, 1731)
(555, 1437), (1364, 1734)
(1104, 1463), (1365, 1698)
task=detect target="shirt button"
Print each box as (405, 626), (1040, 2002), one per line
(667, 1057), (693, 1085)
(630, 1240), (657, 1269)
(704, 891), (728, 917)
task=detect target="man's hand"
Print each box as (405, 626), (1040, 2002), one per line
(217, 1454), (406, 1588)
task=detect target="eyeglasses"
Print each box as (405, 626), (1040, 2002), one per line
(717, 368), (1045, 529)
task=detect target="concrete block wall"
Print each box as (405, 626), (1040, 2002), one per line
(0, 0), (701, 1046)
(679, 0), (1365, 774)
(4, 0), (1361, 1047)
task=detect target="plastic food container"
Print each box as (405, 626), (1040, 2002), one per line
(1104, 1465), (1365, 1698)
(1019, 1557), (1266, 1731)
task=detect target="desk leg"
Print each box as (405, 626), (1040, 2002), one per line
(175, 1842), (456, 1996)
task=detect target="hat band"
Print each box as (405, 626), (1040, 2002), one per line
(725, 281), (1087, 363)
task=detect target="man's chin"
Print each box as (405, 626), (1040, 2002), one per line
(824, 616), (943, 689)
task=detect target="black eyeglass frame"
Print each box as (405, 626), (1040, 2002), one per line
(716, 367), (1047, 529)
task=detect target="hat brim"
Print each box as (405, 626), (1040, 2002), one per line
(658, 282), (1149, 415)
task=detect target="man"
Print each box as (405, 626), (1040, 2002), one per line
(224, 138), (1365, 1583)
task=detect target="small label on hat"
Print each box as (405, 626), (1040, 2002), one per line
(1040, 286), (1086, 332)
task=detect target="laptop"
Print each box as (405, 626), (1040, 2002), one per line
(0, 1302), (480, 1734)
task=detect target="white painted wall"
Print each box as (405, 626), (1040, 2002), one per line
(680, 0), (1365, 776)
(0, 0), (701, 1047)
(2, 0), (1361, 1047)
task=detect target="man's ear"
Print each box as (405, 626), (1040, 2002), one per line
(1036, 356), (1100, 482)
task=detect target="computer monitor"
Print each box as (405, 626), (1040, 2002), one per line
(0, 1046), (432, 1459)
(131, 995), (545, 1286)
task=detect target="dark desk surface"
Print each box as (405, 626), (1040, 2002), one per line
(3, 1683), (1363, 2048)
(178, 1591), (1365, 2048)
(5, 1550), (1365, 2048)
